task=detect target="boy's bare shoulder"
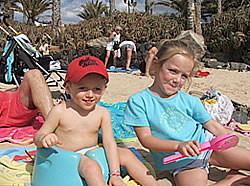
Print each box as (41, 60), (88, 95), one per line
(96, 104), (110, 114)
(51, 102), (67, 113)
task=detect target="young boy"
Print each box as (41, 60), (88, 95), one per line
(34, 56), (158, 186)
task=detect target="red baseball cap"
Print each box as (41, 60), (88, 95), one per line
(64, 56), (109, 84)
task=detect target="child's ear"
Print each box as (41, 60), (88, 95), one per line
(65, 83), (71, 94)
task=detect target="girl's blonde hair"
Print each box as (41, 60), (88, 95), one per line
(151, 39), (199, 76)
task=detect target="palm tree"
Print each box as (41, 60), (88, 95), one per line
(77, 0), (108, 20)
(132, 1), (137, 13)
(52, 0), (61, 37)
(186, 0), (194, 30)
(154, 0), (187, 17)
(109, 0), (115, 15)
(123, 0), (135, 14)
(15, 0), (52, 24)
(0, 0), (19, 20)
(145, 0), (151, 15)
(194, 0), (202, 34)
(201, 0), (248, 16)
(217, 0), (222, 15)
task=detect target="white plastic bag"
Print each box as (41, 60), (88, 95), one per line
(203, 94), (234, 124)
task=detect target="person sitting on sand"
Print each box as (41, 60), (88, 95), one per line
(34, 56), (159, 186)
(144, 46), (158, 76)
(123, 40), (250, 186)
(0, 69), (53, 128)
(119, 40), (138, 71)
(138, 43), (159, 77)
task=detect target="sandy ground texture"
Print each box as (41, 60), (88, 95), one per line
(0, 68), (249, 185)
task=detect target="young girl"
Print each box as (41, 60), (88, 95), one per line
(123, 40), (250, 186)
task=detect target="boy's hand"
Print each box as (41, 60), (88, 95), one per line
(40, 133), (63, 148)
(109, 176), (127, 186)
(177, 140), (201, 157)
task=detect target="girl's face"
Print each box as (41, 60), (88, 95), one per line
(151, 54), (194, 98)
(66, 74), (107, 112)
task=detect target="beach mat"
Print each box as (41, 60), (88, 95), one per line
(98, 101), (137, 143)
(0, 116), (44, 145)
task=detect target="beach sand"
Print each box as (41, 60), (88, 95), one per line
(0, 67), (249, 185)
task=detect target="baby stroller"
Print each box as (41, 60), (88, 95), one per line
(0, 13), (67, 97)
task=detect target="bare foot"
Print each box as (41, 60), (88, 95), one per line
(126, 68), (132, 71)
(211, 169), (250, 186)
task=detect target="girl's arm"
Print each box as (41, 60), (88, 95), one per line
(203, 118), (230, 136)
(134, 126), (200, 157)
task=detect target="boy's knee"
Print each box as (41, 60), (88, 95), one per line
(80, 157), (101, 175)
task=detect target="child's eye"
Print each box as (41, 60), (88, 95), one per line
(181, 74), (188, 79)
(93, 87), (103, 94)
(79, 87), (88, 91)
(168, 69), (177, 74)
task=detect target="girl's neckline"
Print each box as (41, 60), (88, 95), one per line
(146, 88), (179, 101)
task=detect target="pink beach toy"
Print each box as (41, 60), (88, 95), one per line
(163, 133), (239, 164)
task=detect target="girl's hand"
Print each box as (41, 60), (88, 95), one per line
(177, 140), (201, 157)
(109, 175), (127, 186)
(40, 133), (62, 148)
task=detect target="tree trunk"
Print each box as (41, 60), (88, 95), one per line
(145, 0), (151, 15)
(194, 0), (202, 35)
(52, 0), (61, 38)
(217, 0), (222, 15)
(186, 0), (194, 31)
(109, 0), (115, 15)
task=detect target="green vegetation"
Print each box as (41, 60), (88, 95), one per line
(0, 0), (248, 58)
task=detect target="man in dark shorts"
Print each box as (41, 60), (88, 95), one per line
(0, 69), (53, 127)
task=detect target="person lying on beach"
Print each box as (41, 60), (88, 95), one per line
(123, 40), (250, 186)
(0, 69), (53, 128)
(34, 56), (159, 186)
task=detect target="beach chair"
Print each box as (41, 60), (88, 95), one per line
(0, 13), (66, 92)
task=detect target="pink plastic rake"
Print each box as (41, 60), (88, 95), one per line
(163, 133), (239, 164)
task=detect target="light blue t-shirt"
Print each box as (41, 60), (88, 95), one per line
(123, 88), (212, 170)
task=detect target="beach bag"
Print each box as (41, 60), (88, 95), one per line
(113, 41), (119, 50)
(201, 89), (234, 125)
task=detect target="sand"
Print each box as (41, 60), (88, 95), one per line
(0, 67), (249, 185)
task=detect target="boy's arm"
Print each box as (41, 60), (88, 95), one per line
(203, 118), (230, 136)
(34, 105), (62, 148)
(100, 108), (120, 173)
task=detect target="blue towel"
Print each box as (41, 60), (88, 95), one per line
(98, 101), (137, 143)
(107, 66), (139, 73)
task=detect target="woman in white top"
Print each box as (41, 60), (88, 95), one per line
(104, 26), (122, 67)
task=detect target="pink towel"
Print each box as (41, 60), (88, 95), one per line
(0, 116), (44, 145)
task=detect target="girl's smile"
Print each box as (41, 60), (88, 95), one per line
(150, 54), (194, 98)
